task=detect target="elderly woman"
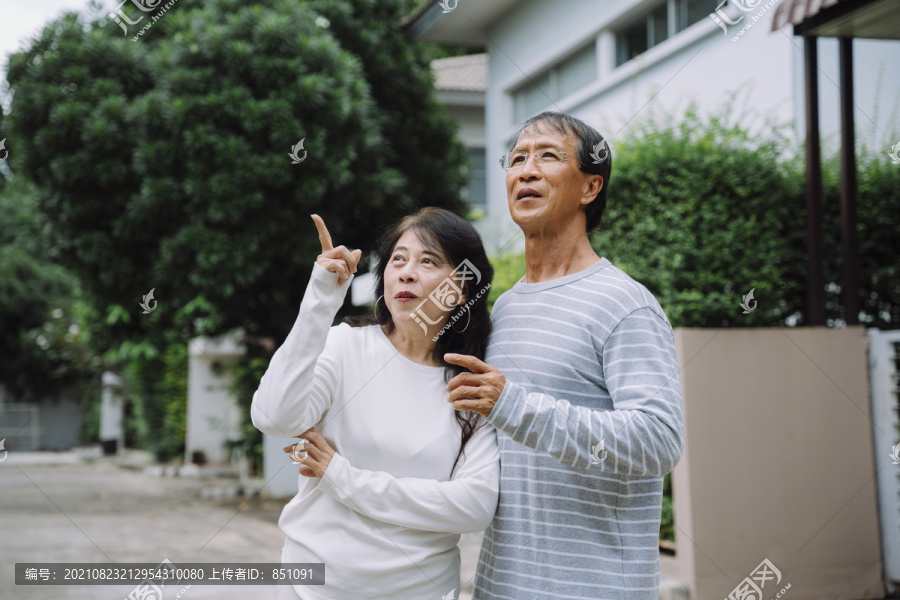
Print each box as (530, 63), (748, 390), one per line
(251, 208), (499, 600)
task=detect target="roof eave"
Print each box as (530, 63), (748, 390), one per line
(403, 0), (521, 45)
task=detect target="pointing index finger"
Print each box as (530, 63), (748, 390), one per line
(310, 214), (333, 252)
(444, 353), (489, 373)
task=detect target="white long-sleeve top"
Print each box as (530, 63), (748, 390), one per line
(251, 263), (500, 600)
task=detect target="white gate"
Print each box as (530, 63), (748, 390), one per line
(868, 328), (900, 594)
(0, 402), (41, 452)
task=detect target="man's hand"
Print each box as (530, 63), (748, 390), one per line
(282, 427), (335, 477)
(444, 354), (507, 417)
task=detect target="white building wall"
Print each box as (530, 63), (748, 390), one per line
(441, 102), (487, 148)
(186, 335), (244, 465)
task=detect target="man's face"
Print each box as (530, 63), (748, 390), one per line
(505, 126), (602, 233)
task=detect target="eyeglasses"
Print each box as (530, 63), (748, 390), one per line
(499, 149), (569, 171)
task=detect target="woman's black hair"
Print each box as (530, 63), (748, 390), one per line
(346, 207), (494, 478)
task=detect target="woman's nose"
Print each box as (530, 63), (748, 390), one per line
(397, 263), (417, 281)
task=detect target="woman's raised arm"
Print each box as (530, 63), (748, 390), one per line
(250, 215), (360, 438)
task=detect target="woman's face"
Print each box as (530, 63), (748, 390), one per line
(383, 230), (461, 334)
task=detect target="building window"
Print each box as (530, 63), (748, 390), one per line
(616, 3), (668, 66)
(462, 148), (486, 208)
(557, 43), (598, 100)
(513, 71), (553, 124)
(513, 43), (597, 122)
(650, 3), (669, 46)
(616, 0), (711, 67)
(677, 0), (709, 32)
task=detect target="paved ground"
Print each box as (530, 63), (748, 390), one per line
(0, 450), (481, 600)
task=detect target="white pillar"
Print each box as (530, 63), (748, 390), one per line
(100, 371), (124, 454)
(351, 271), (376, 307)
(186, 333), (245, 464)
(263, 433), (302, 498)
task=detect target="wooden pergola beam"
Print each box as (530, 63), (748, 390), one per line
(803, 35), (826, 326)
(839, 37), (860, 325)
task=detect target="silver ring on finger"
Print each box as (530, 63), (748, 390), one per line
(289, 445), (307, 464)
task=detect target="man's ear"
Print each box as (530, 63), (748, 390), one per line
(580, 175), (604, 206)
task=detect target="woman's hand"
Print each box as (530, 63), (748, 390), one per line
(312, 214), (361, 286)
(282, 427), (336, 477)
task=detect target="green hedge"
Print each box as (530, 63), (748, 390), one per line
(588, 107), (898, 329)
(118, 332), (187, 462)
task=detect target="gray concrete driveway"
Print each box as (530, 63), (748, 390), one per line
(0, 451), (481, 600)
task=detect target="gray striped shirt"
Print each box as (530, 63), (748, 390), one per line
(473, 257), (685, 600)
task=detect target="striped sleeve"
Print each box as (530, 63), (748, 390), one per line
(486, 306), (684, 476)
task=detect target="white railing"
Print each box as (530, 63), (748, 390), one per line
(868, 328), (900, 593)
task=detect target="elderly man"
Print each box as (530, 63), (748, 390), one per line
(445, 111), (685, 599)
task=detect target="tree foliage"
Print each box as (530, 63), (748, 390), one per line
(0, 174), (101, 402)
(3, 0), (471, 461)
(4, 0), (468, 357)
(593, 106), (899, 328)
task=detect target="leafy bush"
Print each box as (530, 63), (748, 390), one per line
(660, 472), (673, 543)
(819, 147), (899, 327)
(486, 252), (526, 312)
(593, 107), (804, 327)
(593, 105), (899, 329)
(118, 332), (187, 461)
(158, 339), (189, 461)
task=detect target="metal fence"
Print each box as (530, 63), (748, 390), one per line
(868, 328), (900, 594)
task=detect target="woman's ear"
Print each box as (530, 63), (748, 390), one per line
(456, 287), (469, 307)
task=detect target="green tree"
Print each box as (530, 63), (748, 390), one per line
(0, 172), (101, 404)
(4, 0), (472, 463)
(4, 0), (468, 354)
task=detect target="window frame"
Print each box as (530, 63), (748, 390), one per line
(615, 0), (710, 68)
(512, 42), (598, 122)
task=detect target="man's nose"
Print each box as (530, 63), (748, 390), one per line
(518, 154), (541, 178)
